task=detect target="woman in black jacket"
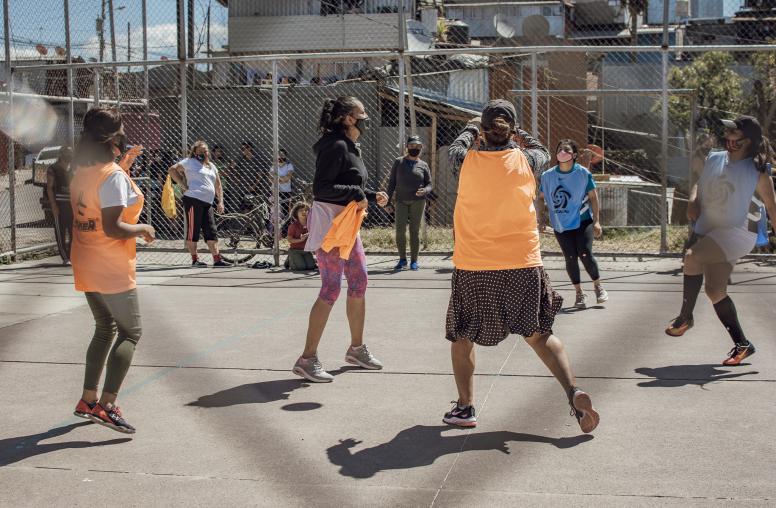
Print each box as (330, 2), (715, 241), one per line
(292, 96), (389, 383)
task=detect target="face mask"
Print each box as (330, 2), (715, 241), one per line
(195, 153), (206, 162)
(355, 117), (370, 135)
(408, 148), (421, 157)
(725, 138), (744, 153)
(556, 151), (574, 163)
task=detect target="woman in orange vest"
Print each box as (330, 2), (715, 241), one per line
(69, 108), (155, 434)
(443, 100), (599, 433)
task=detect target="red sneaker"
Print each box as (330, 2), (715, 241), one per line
(722, 342), (756, 366)
(73, 399), (97, 419)
(665, 315), (694, 337)
(89, 403), (136, 434)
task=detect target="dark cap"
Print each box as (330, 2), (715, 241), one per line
(481, 99), (517, 130)
(721, 115), (762, 142)
(406, 135), (423, 145)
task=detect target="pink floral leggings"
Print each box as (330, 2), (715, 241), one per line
(316, 236), (368, 305)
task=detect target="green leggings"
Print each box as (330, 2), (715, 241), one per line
(395, 199), (425, 262)
(83, 289), (142, 395)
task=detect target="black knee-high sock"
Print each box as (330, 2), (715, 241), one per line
(680, 274), (704, 319)
(713, 296), (748, 346)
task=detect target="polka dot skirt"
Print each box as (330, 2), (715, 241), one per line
(445, 267), (563, 346)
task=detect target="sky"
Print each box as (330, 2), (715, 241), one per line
(0, 0), (228, 62)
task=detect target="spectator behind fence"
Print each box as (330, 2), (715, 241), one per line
(46, 146), (74, 263)
(386, 135), (432, 271)
(275, 148), (296, 219)
(285, 202), (317, 271)
(168, 140), (230, 267)
(69, 107), (155, 434)
(237, 141), (267, 200)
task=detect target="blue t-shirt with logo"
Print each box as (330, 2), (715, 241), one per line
(539, 163), (596, 233)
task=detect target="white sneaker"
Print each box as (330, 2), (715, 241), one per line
(574, 292), (588, 309)
(292, 356), (334, 383)
(345, 344), (383, 370)
(595, 285), (609, 304)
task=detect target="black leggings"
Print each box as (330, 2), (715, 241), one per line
(554, 219), (600, 285)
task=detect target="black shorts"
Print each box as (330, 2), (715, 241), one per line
(183, 196), (217, 242)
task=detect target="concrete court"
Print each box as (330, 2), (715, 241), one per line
(0, 255), (774, 507)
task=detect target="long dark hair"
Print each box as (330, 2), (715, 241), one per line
(750, 135), (773, 174)
(73, 108), (124, 167)
(319, 96), (361, 134)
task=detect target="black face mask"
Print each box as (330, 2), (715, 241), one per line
(407, 148), (421, 157)
(355, 117), (370, 135)
(195, 153), (206, 162)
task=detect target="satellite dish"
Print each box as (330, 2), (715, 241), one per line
(35, 44), (48, 56)
(522, 15), (550, 40)
(55, 46), (66, 57)
(406, 19), (433, 51)
(494, 13), (516, 39)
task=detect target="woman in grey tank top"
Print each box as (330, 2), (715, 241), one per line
(665, 116), (776, 367)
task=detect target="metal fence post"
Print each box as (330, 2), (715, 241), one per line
(398, 56), (406, 154)
(660, 51), (669, 254)
(272, 59), (280, 267)
(64, 0), (75, 147)
(4, 0), (16, 255)
(531, 52), (538, 138)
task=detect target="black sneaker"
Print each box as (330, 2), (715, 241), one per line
(443, 401), (477, 427)
(89, 403), (136, 434)
(213, 259), (231, 267)
(192, 260), (208, 267)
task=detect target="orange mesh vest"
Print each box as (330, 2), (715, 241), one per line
(70, 162), (144, 294)
(453, 148), (542, 271)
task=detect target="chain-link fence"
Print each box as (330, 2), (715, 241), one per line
(2, 0), (775, 265)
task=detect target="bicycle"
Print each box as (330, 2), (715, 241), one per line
(216, 194), (274, 264)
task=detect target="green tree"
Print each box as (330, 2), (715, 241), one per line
(664, 51), (744, 134)
(749, 45), (776, 138)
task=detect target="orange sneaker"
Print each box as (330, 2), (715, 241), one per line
(722, 342), (756, 366)
(665, 315), (693, 337)
(73, 399), (97, 419)
(89, 403), (136, 434)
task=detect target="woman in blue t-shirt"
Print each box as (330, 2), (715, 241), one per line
(539, 139), (608, 309)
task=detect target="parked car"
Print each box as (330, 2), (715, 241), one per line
(32, 145), (63, 189)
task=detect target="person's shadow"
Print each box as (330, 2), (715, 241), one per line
(187, 368), (356, 408)
(635, 364), (758, 388)
(327, 425), (593, 479)
(0, 422), (132, 467)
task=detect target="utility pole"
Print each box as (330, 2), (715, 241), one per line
(108, 0), (119, 102)
(127, 21), (131, 62)
(206, 2), (211, 73)
(188, 0), (195, 58)
(98, 0), (105, 63)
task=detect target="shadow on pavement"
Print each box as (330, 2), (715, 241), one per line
(187, 368), (356, 408)
(0, 422), (132, 467)
(327, 425), (593, 479)
(635, 364), (758, 388)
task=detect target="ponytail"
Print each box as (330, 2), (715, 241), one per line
(752, 136), (773, 173)
(318, 96), (361, 134)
